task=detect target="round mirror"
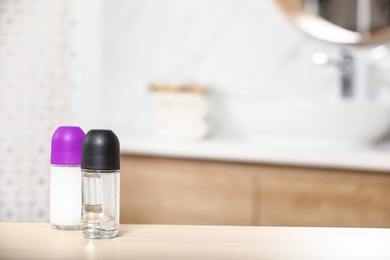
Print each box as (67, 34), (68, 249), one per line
(275, 0), (390, 45)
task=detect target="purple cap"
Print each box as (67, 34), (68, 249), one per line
(51, 126), (85, 166)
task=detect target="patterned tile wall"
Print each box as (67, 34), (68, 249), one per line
(0, 0), (76, 221)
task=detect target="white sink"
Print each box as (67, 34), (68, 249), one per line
(228, 99), (390, 149)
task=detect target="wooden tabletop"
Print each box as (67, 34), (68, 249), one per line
(1, 223), (390, 259)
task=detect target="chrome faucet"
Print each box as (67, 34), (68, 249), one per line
(312, 49), (354, 98)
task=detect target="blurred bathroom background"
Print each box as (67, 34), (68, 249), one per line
(1, 0), (390, 222)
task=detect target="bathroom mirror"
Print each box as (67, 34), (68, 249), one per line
(275, 0), (390, 45)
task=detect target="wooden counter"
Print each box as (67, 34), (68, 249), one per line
(1, 223), (389, 259)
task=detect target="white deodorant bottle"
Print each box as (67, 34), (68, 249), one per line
(50, 126), (85, 230)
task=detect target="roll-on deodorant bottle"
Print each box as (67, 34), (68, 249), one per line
(81, 130), (120, 239)
(50, 126), (85, 230)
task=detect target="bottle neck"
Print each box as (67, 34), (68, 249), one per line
(82, 169), (120, 174)
(51, 164), (81, 167)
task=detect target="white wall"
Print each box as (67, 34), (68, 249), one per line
(75, 0), (390, 140)
(79, 0), (352, 138)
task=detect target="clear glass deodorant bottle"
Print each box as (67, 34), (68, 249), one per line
(81, 130), (120, 239)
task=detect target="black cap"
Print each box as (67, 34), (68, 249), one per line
(81, 130), (120, 170)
